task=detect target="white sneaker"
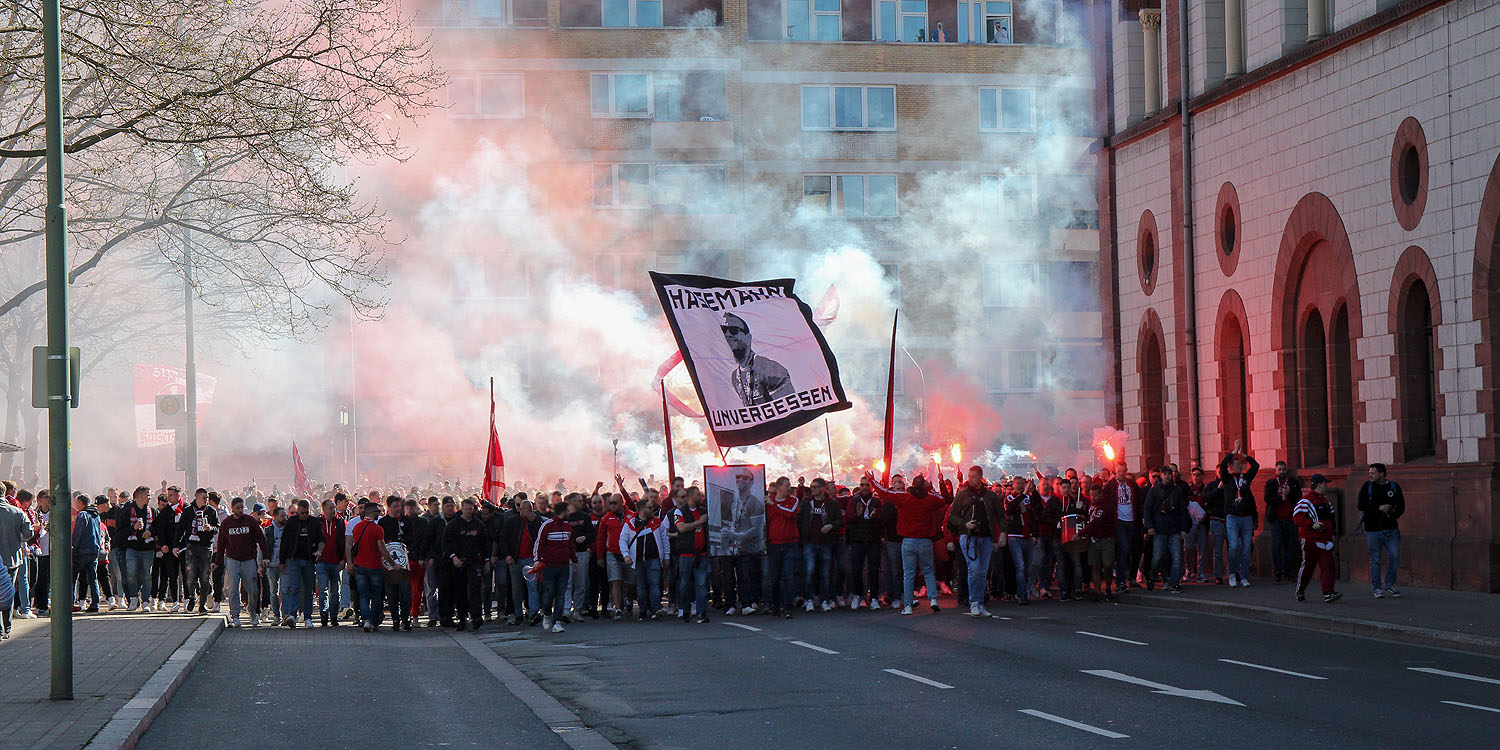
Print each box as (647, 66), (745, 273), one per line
(542, 617), (553, 631)
(551, 621), (565, 633)
(741, 604), (756, 615)
(1228, 575), (1239, 587)
(144, 601), (155, 613)
(1385, 588), (1401, 598)
(172, 601), (183, 612)
(212, 602), (222, 613)
(228, 617), (241, 628)
(978, 606), (994, 618)
(969, 603), (982, 617)
(820, 601), (833, 612)
(1240, 578), (1252, 587)
(870, 599), (882, 610)
(900, 605), (913, 615)
(127, 597), (140, 612)
(850, 597), (862, 610)
(18, 611), (36, 619)
(804, 600), (814, 612)
(726, 607), (738, 616)
(1373, 589), (1385, 599)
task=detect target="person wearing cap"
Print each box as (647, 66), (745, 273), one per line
(1293, 474), (1341, 603)
(1143, 466), (1190, 592)
(346, 501), (396, 631)
(721, 312), (795, 407)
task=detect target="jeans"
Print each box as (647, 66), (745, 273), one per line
(802, 543), (833, 603)
(1034, 537), (1059, 590)
(353, 566), (384, 626)
(570, 551), (591, 613)
(541, 564), (570, 619)
(847, 542), (882, 600)
(763, 543), (803, 611)
(900, 538), (938, 607)
(959, 535), (993, 606)
(184, 546), (212, 608)
(75, 553), (100, 606)
(1366, 528), (1400, 589)
(634, 557), (662, 614)
(883, 540), (904, 602)
(108, 554), (125, 602)
(676, 555), (709, 617)
(265, 564), (284, 615)
(123, 549), (155, 602)
(223, 558), (259, 620)
(1150, 532), (1184, 586)
(1269, 518), (1298, 579)
(424, 561), (440, 620)
(14, 553), (31, 613)
(1209, 519), (1228, 578)
(386, 577), (413, 625)
(282, 559), (315, 620)
(1113, 520), (1137, 586)
(316, 561), (343, 619)
(1007, 537), (1035, 599)
(1059, 543), (1086, 594)
(1226, 514), (1255, 581)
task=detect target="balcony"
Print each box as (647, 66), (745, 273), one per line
(652, 120), (735, 151)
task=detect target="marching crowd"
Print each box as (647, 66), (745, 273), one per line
(0, 447), (1409, 638)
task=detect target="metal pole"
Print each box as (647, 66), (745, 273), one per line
(183, 228), (198, 491)
(824, 417), (835, 484)
(42, 0), (74, 701)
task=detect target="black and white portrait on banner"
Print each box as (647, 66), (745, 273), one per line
(649, 272), (851, 447)
(705, 464), (765, 556)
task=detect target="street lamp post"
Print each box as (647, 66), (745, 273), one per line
(182, 226), (198, 492)
(900, 346), (928, 444)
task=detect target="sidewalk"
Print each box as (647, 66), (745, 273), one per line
(1122, 577), (1500, 655)
(0, 612), (215, 750)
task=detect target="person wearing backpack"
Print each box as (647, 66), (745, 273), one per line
(1218, 441), (1260, 587)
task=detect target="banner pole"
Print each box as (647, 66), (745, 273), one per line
(824, 417), (836, 484)
(661, 380), (676, 483)
(881, 310), (899, 485)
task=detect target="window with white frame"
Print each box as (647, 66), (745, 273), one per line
(956, 0), (1012, 43)
(802, 174), (898, 217)
(801, 85), (896, 131)
(654, 164), (729, 214)
(1007, 350), (1038, 391)
(875, 0), (929, 41)
(447, 73), (524, 118)
(602, 0), (663, 27)
(980, 173), (1037, 218)
(590, 73), (652, 117)
(979, 87), (1032, 132)
(416, 0), (509, 26)
(787, 0), (842, 39)
(593, 163), (651, 208)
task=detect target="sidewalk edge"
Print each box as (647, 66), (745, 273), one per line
(1120, 594), (1500, 655)
(451, 631), (619, 750)
(83, 616), (225, 750)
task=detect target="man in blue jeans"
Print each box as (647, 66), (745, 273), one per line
(947, 466), (1005, 617)
(1358, 463), (1405, 598)
(346, 502), (394, 632)
(799, 479), (843, 612)
(1144, 466), (1190, 592)
(1219, 441), (1261, 587)
(672, 489), (712, 623)
(279, 500), (322, 628)
(315, 499), (344, 627)
(1103, 466), (1143, 590)
(117, 487), (157, 611)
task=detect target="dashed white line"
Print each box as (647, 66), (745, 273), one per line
(1219, 659), (1327, 680)
(1442, 701), (1500, 714)
(1076, 630), (1147, 646)
(883, 668), (954, 689)
(1019, 709), (1129, 738)
(790, 640), (839, 655)
(723, 622), (762, 632)
(1409, 667), (1500, 686)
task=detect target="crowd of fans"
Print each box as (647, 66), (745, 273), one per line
(0, 448), (1408, 638)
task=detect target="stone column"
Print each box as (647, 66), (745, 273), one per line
(1140, 9), (1163, 115)
(1225, 0), (1244, 77)
(1307, 0), (1328, 40)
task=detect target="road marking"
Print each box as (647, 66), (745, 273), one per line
(723, 622), (762, 632)
(1442, 701), (1500, 714)
(883, 668), (954, 689)
(790, 640), (839, 655)
(1082, 669), (1244, 706)
(1076, 630), (1147, 645)
(1018, 709), (1129, 739)
(1409, 667), (1500, 686)
(1219, 659), (1326, 680)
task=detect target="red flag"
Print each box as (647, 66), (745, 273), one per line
(881, 310), (898, 485)
(292, 440), (312, 498)
(483, 377), (507, 502)
(661, 380), (676, 484)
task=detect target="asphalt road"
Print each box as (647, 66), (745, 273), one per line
(481, 597), (1500, 749)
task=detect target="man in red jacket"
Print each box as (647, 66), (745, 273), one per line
(1293, 475), (1341, 603)
(533, 512), (577, 633)
(763, 478), (803, 618)
(868, 472), (946, 615)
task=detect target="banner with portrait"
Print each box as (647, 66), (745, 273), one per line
(650, 272), (851, 448)
(705, 464), (766, 556)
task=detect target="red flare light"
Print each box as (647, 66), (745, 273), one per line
(1099, 440), (1116, 462)
(950, 443), (962, 464)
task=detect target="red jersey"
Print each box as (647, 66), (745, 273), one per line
(350, 518), (386, 568)
(766, 496), (801, 545)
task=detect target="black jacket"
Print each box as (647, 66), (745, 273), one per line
(442, 514), (489, 562)
(279, 515), (324, 563)
(1263, 475), (1303, 521)
(563, 509), (596, 553)
(1199, 479), (1226, 519)
(175, 504), (220, 549)
(378, 514), (417, 549)
(423, 512), (448, 560)
(1357, 480), (1405, 532)
(405, 515), (430, 559)
(844, 494), (885, 544)
(1218, 453), (1261, 521)
(1144, 481), (1191, 535)
(497, 513), (544, 560)
(150, 506), (178, 550)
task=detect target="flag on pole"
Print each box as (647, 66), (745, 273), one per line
(881, 310), (898, 485)
(661, 380), (676, 484)
(292, 440), (312, 498)
(483, 377), (506, 502)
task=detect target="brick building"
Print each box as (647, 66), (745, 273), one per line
(402, 0), (1108, 464)
(1099, 0), (1500, 589)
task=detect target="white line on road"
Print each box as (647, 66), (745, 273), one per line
(1082, 670), (1244, 706)
(723, 622), (762, 632)
(1018, 709), (1129, 739)
(1219, 659), (1327, 680)
(883, 668), (954, 689)
(1076, 631), (1147, 645)
(1409, 667), (1500, 686)
(1442, 701), (1500, 714)
(790, 640), (839, 655)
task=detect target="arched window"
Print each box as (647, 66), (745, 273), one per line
(1397, 280), (1437, 458)
(1221, 314), (1250, 451)
(1331, 305), (1356, 466)
(1298, 309), (1328, 467)
(1140, 329), (1167, 470)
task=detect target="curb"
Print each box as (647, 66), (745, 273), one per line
(1120, 593), (1500, 656)
(83, 616), (225, 750)
(450, 631), (618, 750)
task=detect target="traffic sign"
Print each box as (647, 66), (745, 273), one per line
(156, 394), (188, 429)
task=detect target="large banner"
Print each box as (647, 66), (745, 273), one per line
(650, 272), (851, 447)
(705, 464), (766, 556)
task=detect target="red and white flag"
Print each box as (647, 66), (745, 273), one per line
(292, 440), (313, 498)
(482, 378), (506, 502)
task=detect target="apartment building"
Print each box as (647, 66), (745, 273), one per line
(1101, 0), (1500, 589)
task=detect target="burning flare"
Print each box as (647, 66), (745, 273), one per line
(950, 443), (962, 464)
(1099, 440), (1116, 462)
(874, 458), (887, 474)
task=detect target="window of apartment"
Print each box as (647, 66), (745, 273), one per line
(1007, 350), (1038, 391)
(875, 0), (928, 41)
(802, 174), (898, 217)
(982, 262), (1038, 308)
(979, 87), (1033, 132)
(980, 174), (1037, 218)
(956, 0), (1012, 43)
(655, 251), (687, 273)
(655, 164), (729, 214)
(593, 163), (652, 208)
(787, 0), (842, 39)
(603, 0), (663, 27)
(1045, 261), (1102, 312)
(801, 85), (896, 131)
(653, 72), (728, 122)
(447, 73), (524, 118)
(416, 0), (508, 26)
(880, 262), (902, 300)
(590, 73), (653, 117)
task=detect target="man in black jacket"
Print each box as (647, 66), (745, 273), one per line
(403, 498), (428, 626)
(428, 497), (455, 627)
(278, 499), (323, 627)
(1262, 461), (1302, 582)
(1358, 463), (1406, 598)
(443, 497), (489, 631)
(1218, 442), (1260, 587)
(175, 490), (219, 613)
(497, 500), (544, 625)
(1144, 467), (1191, 592)
(1198, 476), (1228, 584)
(561, 493), (596, 622)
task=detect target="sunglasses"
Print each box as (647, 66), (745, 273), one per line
(721, 326), (748, 335)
